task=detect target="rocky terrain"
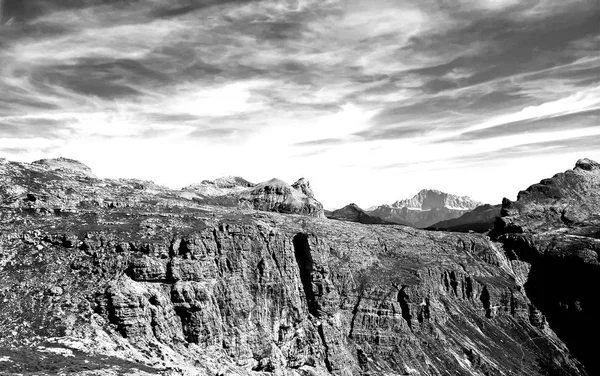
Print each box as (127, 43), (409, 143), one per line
(368, 190), (482, 228)
(182, 176), (325, 218)
(325, 204), (398, 225)
(183, 176), (255, 198)
(428, 204), (502, 233)
(490, 158), (600, 375)
(0, 157), (596, 375)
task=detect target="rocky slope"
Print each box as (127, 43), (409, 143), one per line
(238, 178), (325, 218)
(183, 176), (254, 197)
(182, 176), (325, 218)
(490, 158), (600, 375)
(0, 157), (592, 375)
(325, 204), (398, 225)
(428, 204), (502, 233)
(368, 190), (482, 228)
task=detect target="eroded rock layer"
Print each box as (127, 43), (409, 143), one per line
(0, 158), (591, 375)
(492, 158), (600, 375)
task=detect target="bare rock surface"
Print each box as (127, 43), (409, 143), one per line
(32, 157), (97, 179)
(368, 190), (482, 228)
(492, 158), (600, 375)
(183, 176), (254, 197)
(238, 177), (325, 217)
(0, 158), (592, 375)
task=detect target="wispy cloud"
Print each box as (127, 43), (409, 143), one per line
(0, 0), (598, 208)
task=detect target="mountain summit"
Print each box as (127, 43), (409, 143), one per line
(392, 189), (481, 211)
(368, 189), (482, 228)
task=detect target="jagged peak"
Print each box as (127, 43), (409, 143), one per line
(292, 177), (315, 198)
(390, 189), (481, 211)
(575, 158), (600, 171)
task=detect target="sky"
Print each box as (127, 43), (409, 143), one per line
(0, 0), (599, 209)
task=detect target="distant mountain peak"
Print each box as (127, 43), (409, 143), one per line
(391, 189), (481, 211)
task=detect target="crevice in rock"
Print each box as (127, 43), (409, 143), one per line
(397, 286), (412, 330)
(449, 271), (458, 296)
(348, 296), (362, 339)
(417, 298), (431, 324)
(317, 323), (333, 372)
(465, 277), (473, 300)
(480, 285), (492, 318)
(293, 233), (317, 316)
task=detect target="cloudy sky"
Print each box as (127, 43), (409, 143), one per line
(0, 0), (599, 209)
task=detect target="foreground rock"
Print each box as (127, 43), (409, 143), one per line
(491, 158), (600, 375)
(428, 204), (501, 233)
(0, 158), (590, 375)
(326, 203), (399, 225)
(368, 189), (482, 228)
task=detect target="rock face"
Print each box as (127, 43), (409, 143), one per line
(491, 158), (600, 375)
(239, 178), (325, 217)
(0, 157), (593, 375)
(428, 204), (502, 233)
(326, 203), (399, 225)
(368, 189), (482, 228)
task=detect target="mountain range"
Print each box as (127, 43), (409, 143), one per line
(363, 189), (482, 228)
(0, 157), (598, 375)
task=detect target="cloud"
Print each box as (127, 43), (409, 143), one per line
(0, 0), (598, 208)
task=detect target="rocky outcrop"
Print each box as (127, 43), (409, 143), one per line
(239, 178), (325, 217)
(326, 203), (399, 225)
(183, 176), (255, 197)
(428, 204), (501, 233)
(491, 158), (600, 375)
(32, 157), (97, 179)
(0, 157), (592, 375)
(368, 190), (482, 228)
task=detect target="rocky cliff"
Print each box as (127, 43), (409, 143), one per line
(368, 190), (482, 228)
(0, 158), (592, 375)
(491, 158), (600, 375)
(238, 178), (325, 218)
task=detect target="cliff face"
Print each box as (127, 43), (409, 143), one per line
(368, 190), (482, 228)
(492, 158), (600, 375)
(0, 158), (589, 375)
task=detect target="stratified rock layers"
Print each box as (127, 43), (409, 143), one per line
(0, 158), (591, 375)
(492, 158), (600, 375)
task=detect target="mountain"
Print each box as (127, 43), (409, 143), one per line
(490, 158), (600, 375)
(0, 157), (594, 375)
(238, 177), (325, 217)
(32, 156), (97, 178)
(183, 176), (254, 197)
(368, 189), (482, 228)
(326, 203), (399, 225)
(182, 176), (325, 217)
(428, 204), (502, 233)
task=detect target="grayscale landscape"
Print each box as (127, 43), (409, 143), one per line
(0, 0), (599, 375)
